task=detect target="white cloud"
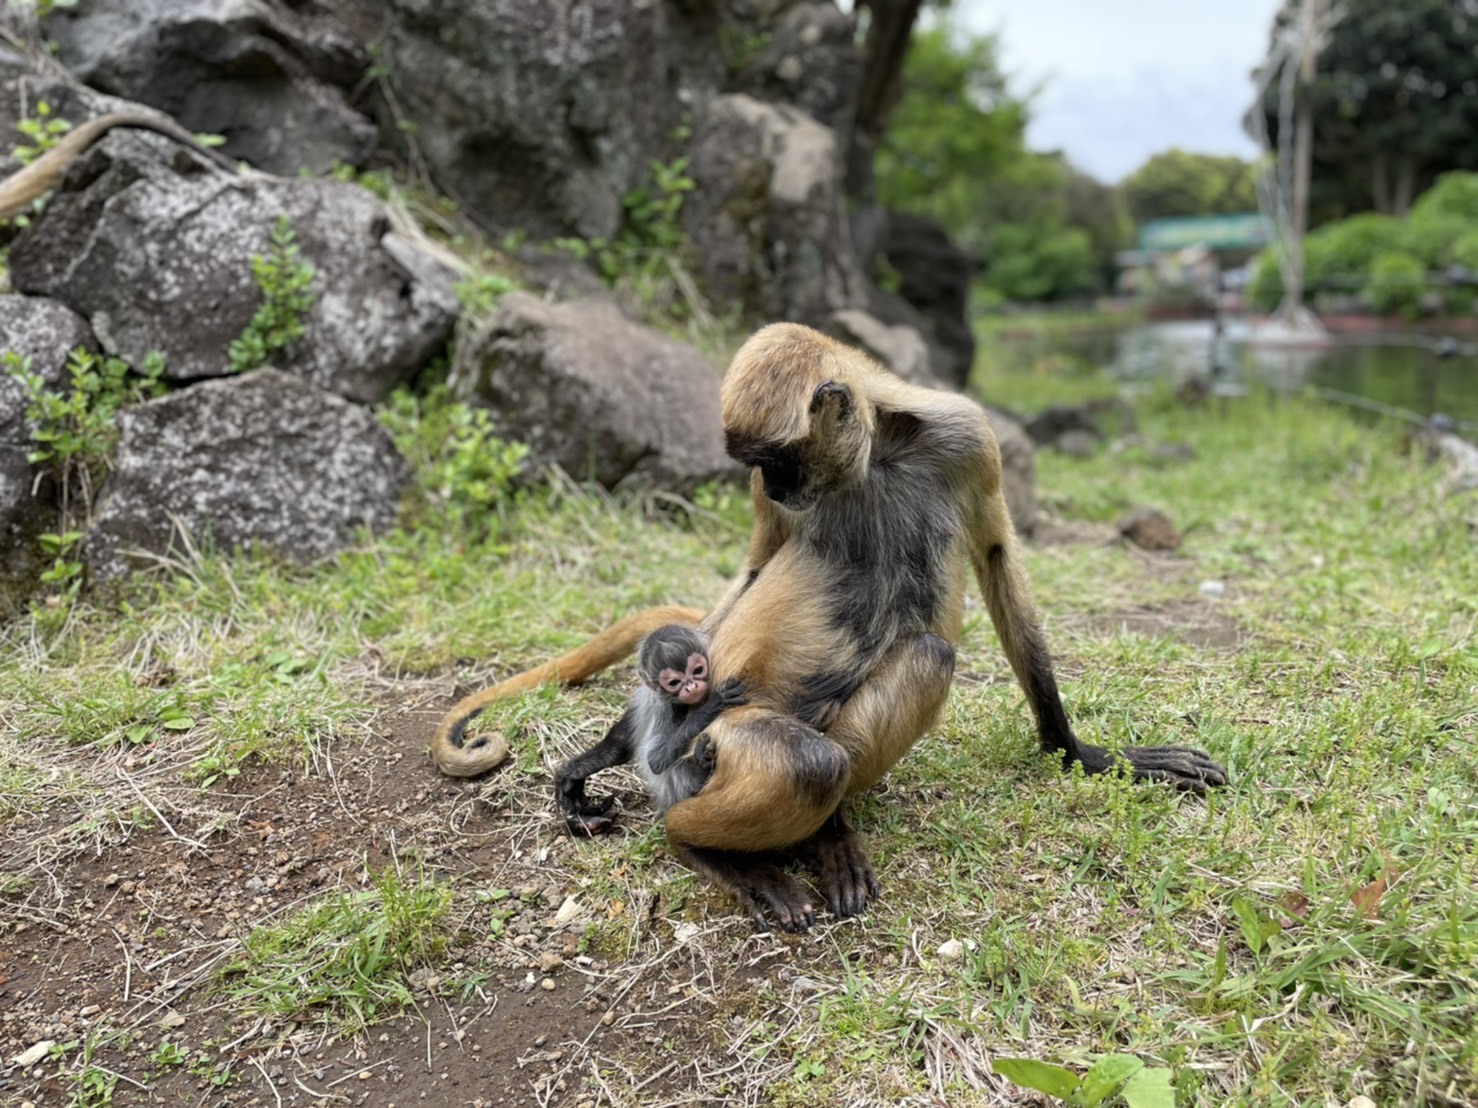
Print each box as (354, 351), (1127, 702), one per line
(951, 0), (1285, 181)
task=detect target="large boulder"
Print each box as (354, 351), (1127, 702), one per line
(876, 211), (977, 388)
(371, 0), (725, 239)
(45, 0), (377, 175)
(83, 369), (409, 580)
(683, 93), (866, 326)
(8, 132), (459, 403)
(984, 407), (1037, 537)
(459, 292), (736, 491)
(0, 296), (96, 608)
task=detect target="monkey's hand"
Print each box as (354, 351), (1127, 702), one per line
(555, 779), (620, 836)
(1083, 743), (1228, 792)
(713, 677), (747, 709)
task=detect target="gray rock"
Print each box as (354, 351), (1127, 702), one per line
(46, 0), (377, 174)
(0, 296), (96, 606)
(374, 0), (725, 239)
(983, 406), (1037, 537)
(459, 293), (736, 491)
(738, 3), (860, 135)
(877, 211), (977, 388)
(84, 369), (409, 580)
(683, 93), (866, 326)
(824, 309), (935, 386)
(8, 132), (458, 402)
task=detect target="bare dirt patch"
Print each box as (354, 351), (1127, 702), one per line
(0, 698), (843, 1107)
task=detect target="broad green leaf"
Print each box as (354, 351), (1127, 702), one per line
(1231, 893), (1264, 955)
(1121, 1067), (1176, 1108)
(1080, 1055), (1144, 1107)
(992, 1058), (1081, 1099)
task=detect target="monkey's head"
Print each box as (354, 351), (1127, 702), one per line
(720, 324), (878, 512)
(639, 625), (712, 706)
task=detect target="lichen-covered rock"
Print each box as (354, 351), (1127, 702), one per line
(460, 293), (736, 491)
(0, 296), (96, 607)
(683, 93), (866, 326)
(46, 0), (377, 174)
(738, 3), (860, 135)
(84, 369), (409, 580)
(373, 0), (725, 239)
(8, 132), (458, 402)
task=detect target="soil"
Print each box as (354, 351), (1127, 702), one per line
(0, 699), (825, 1108)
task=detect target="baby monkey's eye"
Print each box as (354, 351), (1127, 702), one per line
(692, 662), (706, 677)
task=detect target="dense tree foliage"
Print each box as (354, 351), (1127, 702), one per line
(1258, 0), (1478, 221)
(875, 26), (1129, 301)
(1120, 150), (1259, 222)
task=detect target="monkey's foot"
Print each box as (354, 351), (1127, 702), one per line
(1087, 744), (1228, 792)
(678, 846), (817, 932)
(798, 818), (881, 919)
(692, 733), (717, 775)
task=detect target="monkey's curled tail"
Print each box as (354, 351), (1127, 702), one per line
(430, 604), (707, 777)
(0, 111), (238, 220)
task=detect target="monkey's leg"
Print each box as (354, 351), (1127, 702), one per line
(553, 712), (636, 836)
(800, 633), (957, 918)
(973, 516), (1227, 791)
(674, 845), (817, 933)
(663, 709), (851, 853)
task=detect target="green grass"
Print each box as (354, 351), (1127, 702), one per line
(1, 364), (1475, 1105)
(220, 864), (453, 1033)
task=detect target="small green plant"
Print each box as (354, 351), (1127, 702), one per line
(4, 346), (166, 597)
(10, 99), (71, 166)
(150, 1040), (188, 1067)
(186, 1052), (235, 1088)
(227, 216), (317, 373)
(379, 384), (528, 537)
(454, 271), (517, 315)
(222, 866), (452, 1032)
(993, 1054), (1175, 1107)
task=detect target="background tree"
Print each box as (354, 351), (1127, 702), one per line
(1256, 0), (1478, 221)
(1120, 149), (1259, 222)
(875, 25), (1127, 301)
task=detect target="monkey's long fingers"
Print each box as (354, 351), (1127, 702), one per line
(1119, 745), (1229, 792)
(749, 874), (817, 933)
(814, 837), (881, 919)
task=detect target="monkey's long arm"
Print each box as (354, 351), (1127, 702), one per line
(0, 111), (238, 219)
(431, 604), (705, 777)
(948, 400), (1228, 791)
(645, 676), (746, 774)
(553, 711), (637, 836)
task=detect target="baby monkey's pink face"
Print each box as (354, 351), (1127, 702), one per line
(657, 653), (709, 705)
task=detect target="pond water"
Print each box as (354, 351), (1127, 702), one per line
(989, 318), (1478, 432)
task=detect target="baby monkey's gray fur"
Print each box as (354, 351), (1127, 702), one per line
(554, 625), (746, 834)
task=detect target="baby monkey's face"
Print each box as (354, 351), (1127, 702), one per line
(656, 652), (709, 706)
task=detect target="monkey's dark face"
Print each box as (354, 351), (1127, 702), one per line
(656, 652), (710, 705)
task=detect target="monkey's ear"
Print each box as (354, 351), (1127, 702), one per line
(810, 380), (852, 419)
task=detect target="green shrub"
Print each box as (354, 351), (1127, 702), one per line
(1363, 250), (1426, 320)
(1305, 213), (1404, 289)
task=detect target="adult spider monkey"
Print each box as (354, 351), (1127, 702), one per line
(435, 324), (1227, 930)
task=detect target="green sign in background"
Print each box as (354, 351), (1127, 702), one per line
(1138, 212), (1273, 252)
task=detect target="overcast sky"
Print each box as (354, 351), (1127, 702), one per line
(951, 0), (1286, 183)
